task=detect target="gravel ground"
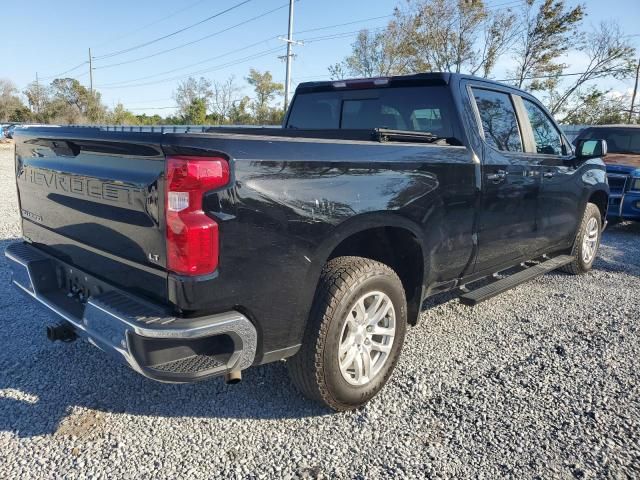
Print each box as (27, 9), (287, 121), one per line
(0, 146), (638, 479)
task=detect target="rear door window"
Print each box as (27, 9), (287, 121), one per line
(472, 88), (523, 152)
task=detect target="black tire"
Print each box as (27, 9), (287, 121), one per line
(560, 202), (602, 275)
(287, 256), (407, 411)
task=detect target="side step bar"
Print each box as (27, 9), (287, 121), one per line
(459, 255), (573, 306)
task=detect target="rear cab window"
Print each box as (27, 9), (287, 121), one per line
(285, 85), (460, 142)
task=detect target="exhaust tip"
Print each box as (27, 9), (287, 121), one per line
(224, 370), (242, 385)
(46, 322), (77, 342)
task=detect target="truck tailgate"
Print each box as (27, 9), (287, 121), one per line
(14, 128), (168, 303)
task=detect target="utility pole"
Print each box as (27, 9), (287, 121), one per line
(35, 72), (40, 116)
(628, 57), (640, 124)
(89, 48), (94, 94)
(279, 0), (303, 111)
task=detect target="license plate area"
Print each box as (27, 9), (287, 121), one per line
(54, 263), (109, 305)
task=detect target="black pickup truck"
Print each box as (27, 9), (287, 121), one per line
(7, 73), (609, 411)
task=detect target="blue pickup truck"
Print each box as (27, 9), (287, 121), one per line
(575, 125), (640, 222)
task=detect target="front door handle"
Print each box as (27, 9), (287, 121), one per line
(543, 171), (555, 178)
(487, 170), (507, 183)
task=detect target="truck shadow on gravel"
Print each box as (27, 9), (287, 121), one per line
(0, 342), (328, 438)
(0, 240), (329, 439)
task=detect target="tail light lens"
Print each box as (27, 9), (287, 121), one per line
(165, 155), (230, 275)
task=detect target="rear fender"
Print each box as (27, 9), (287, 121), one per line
(297, 212), (426, 329)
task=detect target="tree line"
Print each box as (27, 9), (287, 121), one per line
(0, 69), (285, 126)
(1, 0), (638, 126)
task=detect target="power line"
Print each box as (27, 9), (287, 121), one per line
(94, 2), (290, 70)
(54, 9), (390, 92)
(37, 0), (219, 81)
(97, 27), (373, 90)
(99, 38), (278, 87)
(291, 14), (394, 36)
(97, 17), (391, 88)
(93, 0), (253, 60)
(303, 27), (386, 44)
(97, 47), (284, 89)
(292, 74), (332, 82)
(95, 6), (389, 73)
(39, 61), (88, 81)
(128, 106), (179, 110)
(496, 68), (633, 82)
(485, 0), (524, 10)
(36, 0), (527, 84)
(94, 0), (209, 48)
(119, 97), (175, 105)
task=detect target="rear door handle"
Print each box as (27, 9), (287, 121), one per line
(543, 171), (555, 178)
(487, 170), (507, 182)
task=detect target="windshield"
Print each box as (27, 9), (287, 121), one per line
(580, 128), (640, 155)
(285, 86), (458, 140)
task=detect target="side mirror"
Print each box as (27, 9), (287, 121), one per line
(575, 139), (608, 159)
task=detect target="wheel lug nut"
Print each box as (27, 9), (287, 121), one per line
(366, 326), (373, 333)
(365, 339), (370, 345)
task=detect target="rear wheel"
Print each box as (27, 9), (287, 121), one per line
(287, 256), (407, 411)
(560, 202), (602, 275)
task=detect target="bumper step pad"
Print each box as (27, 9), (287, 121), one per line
(152, 354), (226, 374)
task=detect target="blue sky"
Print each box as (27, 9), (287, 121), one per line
(3, 0), (640, 116)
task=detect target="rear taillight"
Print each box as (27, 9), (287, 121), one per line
(165, 155), (230, 276)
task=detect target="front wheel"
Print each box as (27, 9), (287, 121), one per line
(287, 256), (407, 411)
(560, 202), (602, 275)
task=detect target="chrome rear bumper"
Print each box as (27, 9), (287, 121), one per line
(5, 241), (257, 383)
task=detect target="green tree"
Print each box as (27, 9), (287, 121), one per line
(329, 27), (409, 78)
(560, 88), (632, 125)
(396, 0), (518, 76)
(265, 107), (285, 125)
(211, 75), (241, 124)
(0, 79), (29, 122)
(546, 21), (637, 115)
(23, 81), (50, 123)
(46, 78), (106, 124)
(228, 96), (254, 125)
(332, 1), (518, 79)
(173, 76), (212, 119)
(135, 114), (164, 125)
(163, 114), (184, 125)
(246, 69), (284, 124)
(183, 98), (207, 124)
(9, 105), (32, 122)
(511, 0), (585, 91)
(108, 103), (140, 125)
